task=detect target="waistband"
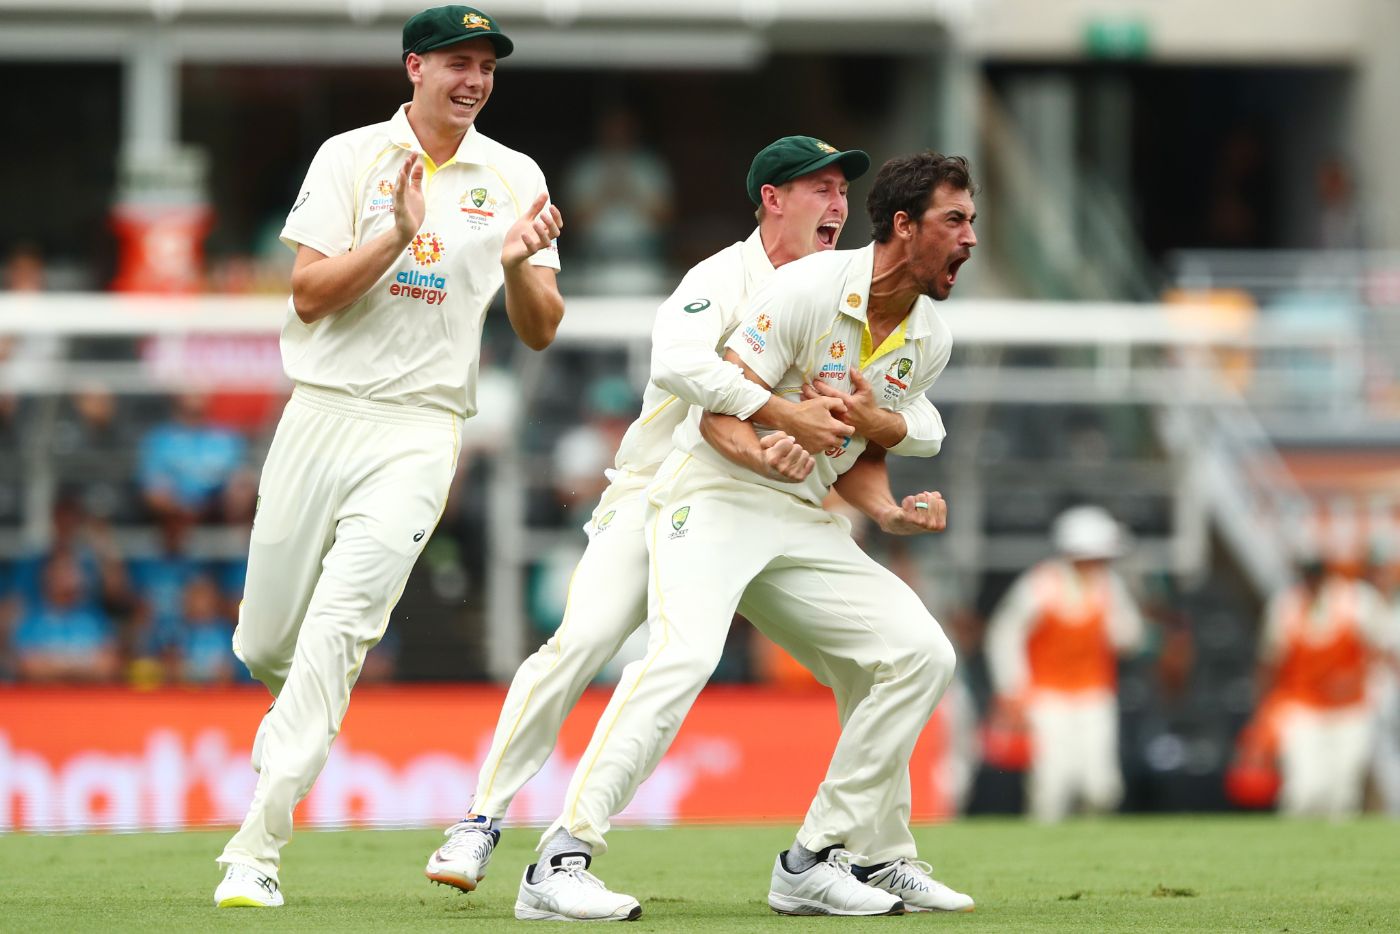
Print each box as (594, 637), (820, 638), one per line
(291, 383), (459, 429)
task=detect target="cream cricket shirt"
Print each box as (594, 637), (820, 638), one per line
(279, 105), (560, 418)
(610, 229), (775, 475)
(675, 242), (952, 506)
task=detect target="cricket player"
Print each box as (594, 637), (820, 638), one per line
(984, 505), (1145, 823)
(213, 6), (564, 908)
(1257, 554), (1396, 817)
(521, 152), (980, 919)
(425, 136), (892, 918)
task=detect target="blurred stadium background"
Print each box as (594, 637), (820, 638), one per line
(1, 0), (1399, 835)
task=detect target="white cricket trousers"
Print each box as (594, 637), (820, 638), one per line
(1025, 691), (1122, 823)
(218, 385), (461, 877)
(544, 452), (956, 861)
(1277, 703), (1373, 818)
(474, 468), (922, 862)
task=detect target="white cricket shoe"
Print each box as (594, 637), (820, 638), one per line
(214, 863), (283, 908)
(425, 818), (499, 892)
(858, 858), (975, 912)
(768, 847), (905, 916)
(514, 853), (642, 922)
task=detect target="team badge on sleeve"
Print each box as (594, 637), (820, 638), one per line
(683, 299), (711, 313)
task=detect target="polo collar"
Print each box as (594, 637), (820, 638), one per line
(389, 103), (491, 169)
(741, 228), (776, 293)
(838, 242), (935, 340)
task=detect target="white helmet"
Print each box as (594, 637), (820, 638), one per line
(1051, 505), (1125, 560)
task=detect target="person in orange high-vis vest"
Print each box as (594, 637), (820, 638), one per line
(986, 506), (1145, 822)
(1257, 558), (1395, 817)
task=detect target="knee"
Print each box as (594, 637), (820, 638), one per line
(893, 622), (957, 687)
(233, 612), (292, 685)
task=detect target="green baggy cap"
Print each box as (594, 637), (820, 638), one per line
(403, 6), (514, 61)
(746, 136), (871, 204)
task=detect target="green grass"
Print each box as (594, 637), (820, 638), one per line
(3, 817), (1397, 931)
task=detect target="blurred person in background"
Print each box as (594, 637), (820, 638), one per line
(985, 505), (1146, 823)
(1367, 546), (1400, 816)
(1315, 157), (1364, 250)
(0, 242), (63, 429)
(139, 392), (252, 525)
(127, 513), (203, 683)
(13, 554), (120, 683)
(10, 490), (132, 622)
(564, 107), (673, 294)
(214, 4), (564, 909)
(170, 573), (239, 685)
(551, 375), (638, 522)
(1255, 550), (1397, 818)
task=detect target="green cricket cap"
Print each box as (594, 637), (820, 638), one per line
(403, 6), (514, 61)
(746, 136), (870, 205)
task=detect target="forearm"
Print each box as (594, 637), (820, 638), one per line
(858, 407), (907, 450)
(830, 448), (899, 522)
(503, 263), (564, 350)
(699, 411), (768, 475)
(290, 229), (409, 324)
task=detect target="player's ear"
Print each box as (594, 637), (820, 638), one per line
(405, 51), (426, 84)
(891, 210), (916, 241)
(760, 183), (782, 217)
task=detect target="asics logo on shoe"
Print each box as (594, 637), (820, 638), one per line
(413, 529), (426, 542)
(256, 876), (278, 896)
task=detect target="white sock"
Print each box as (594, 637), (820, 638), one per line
(533, 829), (593, 883)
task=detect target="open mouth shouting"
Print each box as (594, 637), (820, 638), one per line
(946, 253), (969, 288)
(816, 220), (841, 249)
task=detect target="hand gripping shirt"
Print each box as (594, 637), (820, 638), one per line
(610, 229), (776, 475)
(278, 104), (560, 418)
(675, 242), (952, 506)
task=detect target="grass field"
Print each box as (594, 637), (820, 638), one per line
(3, 817), (1397, 932)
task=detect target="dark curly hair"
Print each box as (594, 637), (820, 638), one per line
(867, 152), (977, 243)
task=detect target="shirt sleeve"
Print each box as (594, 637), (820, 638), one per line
(1258, 592), (1290, 664)
(651, 266), (770, 419)
(280, 137), (357, 258)
(887, 324), (953, 458)
(724, 268), (809, 389)
(1106, 570), (1147, 653)
(985, 570), (1039, 696)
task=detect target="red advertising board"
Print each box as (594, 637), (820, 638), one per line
(0, 685), (960, 832)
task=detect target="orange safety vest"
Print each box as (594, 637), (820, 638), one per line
(1273, 583), (1370, 710)
(1024, 564), (1117, 695)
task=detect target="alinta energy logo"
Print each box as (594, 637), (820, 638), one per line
(389, 232), (449, 305)
(368, 178), (396, 214)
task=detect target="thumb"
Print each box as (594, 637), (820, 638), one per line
(820, 396), (848, 417)
(800, 382), (819, 401)
(850, 367), (870, 391)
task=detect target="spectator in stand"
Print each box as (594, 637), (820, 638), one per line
(171, 573), (239, 685)
(564, 107), (674, 294)
(551, 375), (638, 522)
(11, 490), (132, 619)
(1255, 551), (1397, 817)
(13, 554), (120, 683)
(138, 391), (254, 524)
(128, 513), (204, 674)
(1315, 157), (1365, 250)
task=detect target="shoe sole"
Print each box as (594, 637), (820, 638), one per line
(425, 867), (484, 893)
(768, 893), (906, 916)
(903, 904), (976, 913)
(216, 896), (281, 908)
(514, 901), (642, 922)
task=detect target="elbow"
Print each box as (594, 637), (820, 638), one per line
(521, 321), (558, 352)
(290, 280), (329, 324)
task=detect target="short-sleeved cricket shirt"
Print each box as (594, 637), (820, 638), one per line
(674, 242), (952, 506)
(279, 104), (559, 418)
